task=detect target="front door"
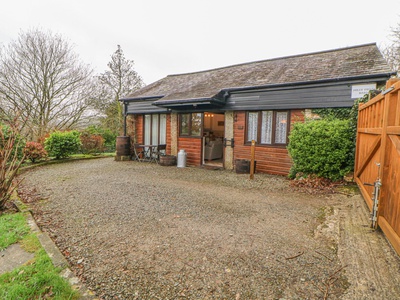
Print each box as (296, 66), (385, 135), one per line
(202, 112), (224, 167)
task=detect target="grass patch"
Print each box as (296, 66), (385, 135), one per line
(0, 213), (30, 250)
(335, 184), (359, 196)
(0, 213), (80, 299)
(0, 249), (79, 300)
(20, 233), (41, 253)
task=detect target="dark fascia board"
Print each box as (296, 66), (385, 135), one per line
(120, 73), (395, 107)
(152, 97), (226, 108)
(119, 95), (164, 102)
(221, 73), (396, 94)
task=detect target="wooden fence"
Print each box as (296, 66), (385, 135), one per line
(355, 78), (400, 256)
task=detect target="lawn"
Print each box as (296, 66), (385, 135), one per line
(0, 212), (80, 300)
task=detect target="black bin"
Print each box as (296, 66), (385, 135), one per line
(235, 159), (256, 174)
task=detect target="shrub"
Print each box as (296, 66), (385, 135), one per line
(84, 125), (116, 152)
(101, 130), (117, 152)
(23, 142), (48, 163)
(80, 132), (105, 154)
(0, 120), (25, 210)
(44, 131), (81, 159)
(347, 93), (371, 167)
(287, 119), (353, 181)
(0, 124), (25, 160)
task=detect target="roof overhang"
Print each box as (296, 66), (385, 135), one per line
(119, 95), (163, 103)
(152, 97), (226, 109)
(221, 73), (396, 94)
(120, 73), (395, 112)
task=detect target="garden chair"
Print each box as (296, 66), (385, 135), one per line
(133, 143), (145, 162)
(154, 144), (166, 163)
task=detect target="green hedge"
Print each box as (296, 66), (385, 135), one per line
(84, 125), (117, 152)
(44, 131), (81, 159)
(287, 119), (353, 181)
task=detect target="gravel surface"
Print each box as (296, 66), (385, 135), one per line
(18, 158), (400, 299)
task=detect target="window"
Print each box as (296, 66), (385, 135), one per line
(247, 112), (258, 142)
(246, 111), (289, 145)
(275, 112), (288, 144)
(144, 114), (167, 145)
(179, 113), (202, 137)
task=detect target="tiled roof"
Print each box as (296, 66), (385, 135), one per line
(126, 43), (392, 102)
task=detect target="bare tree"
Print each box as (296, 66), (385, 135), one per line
(95, 45), (144, 134)
(0, 29), (95, 141)
(382, 22), (400, 74)
(0, 117), (25, 211)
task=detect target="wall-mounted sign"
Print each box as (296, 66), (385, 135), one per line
(351, 83), (377, 99)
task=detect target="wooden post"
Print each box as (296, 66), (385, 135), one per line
(377, 80), (400, 227)
(250, 140), (255, 180)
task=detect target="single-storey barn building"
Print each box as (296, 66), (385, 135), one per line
(120, 43), (394, 175)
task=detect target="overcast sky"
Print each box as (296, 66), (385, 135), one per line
(1, 0), (400, 85)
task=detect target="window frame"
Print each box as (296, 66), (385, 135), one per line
(179, 113), (203, 137)
(245, 110), (290, 146)
(143, 113), (167, 145)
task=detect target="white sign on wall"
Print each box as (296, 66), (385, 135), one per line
(351, 83), (377, 99)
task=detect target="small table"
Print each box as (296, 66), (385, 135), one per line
(139, 145), (158, 162)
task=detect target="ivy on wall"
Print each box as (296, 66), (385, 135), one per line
(289, 90), (380, 180)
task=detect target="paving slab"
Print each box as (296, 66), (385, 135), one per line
(0, 243), (34, 275)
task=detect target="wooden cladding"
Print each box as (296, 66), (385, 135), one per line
(233, 110), (303, 175)
(178, 137), (202, 166)
(355, 78), (400, 256)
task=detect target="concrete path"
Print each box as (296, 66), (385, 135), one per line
(1, 202), (98, 299)
(0, 243), (34, 274)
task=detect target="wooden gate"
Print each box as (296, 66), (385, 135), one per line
(355, 78), (400, 255)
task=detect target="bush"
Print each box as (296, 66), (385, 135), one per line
(44, 131), (81, 159)
(80, 132), (105, 154)
(23, 142), (48, 163)
(0, 120), (25, 210)
(347, 93), (371, 167)
(84, 125), (117, 152)
(1, 124), (25, 160)
(287, 119), (353, 181)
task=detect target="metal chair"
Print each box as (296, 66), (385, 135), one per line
(132, 143), (145, 162)
(154, 144), (167, 163)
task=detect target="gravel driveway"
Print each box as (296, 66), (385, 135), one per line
(19, 158), (400, 299)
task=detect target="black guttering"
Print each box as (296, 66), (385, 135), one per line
(220, 73), (396, 94)
(152, 97), (226, 107)
(119, 72), (395, 106)
(119, 95), (163, 102)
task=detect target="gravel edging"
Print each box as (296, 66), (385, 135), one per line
(13, 199), (98, 300)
